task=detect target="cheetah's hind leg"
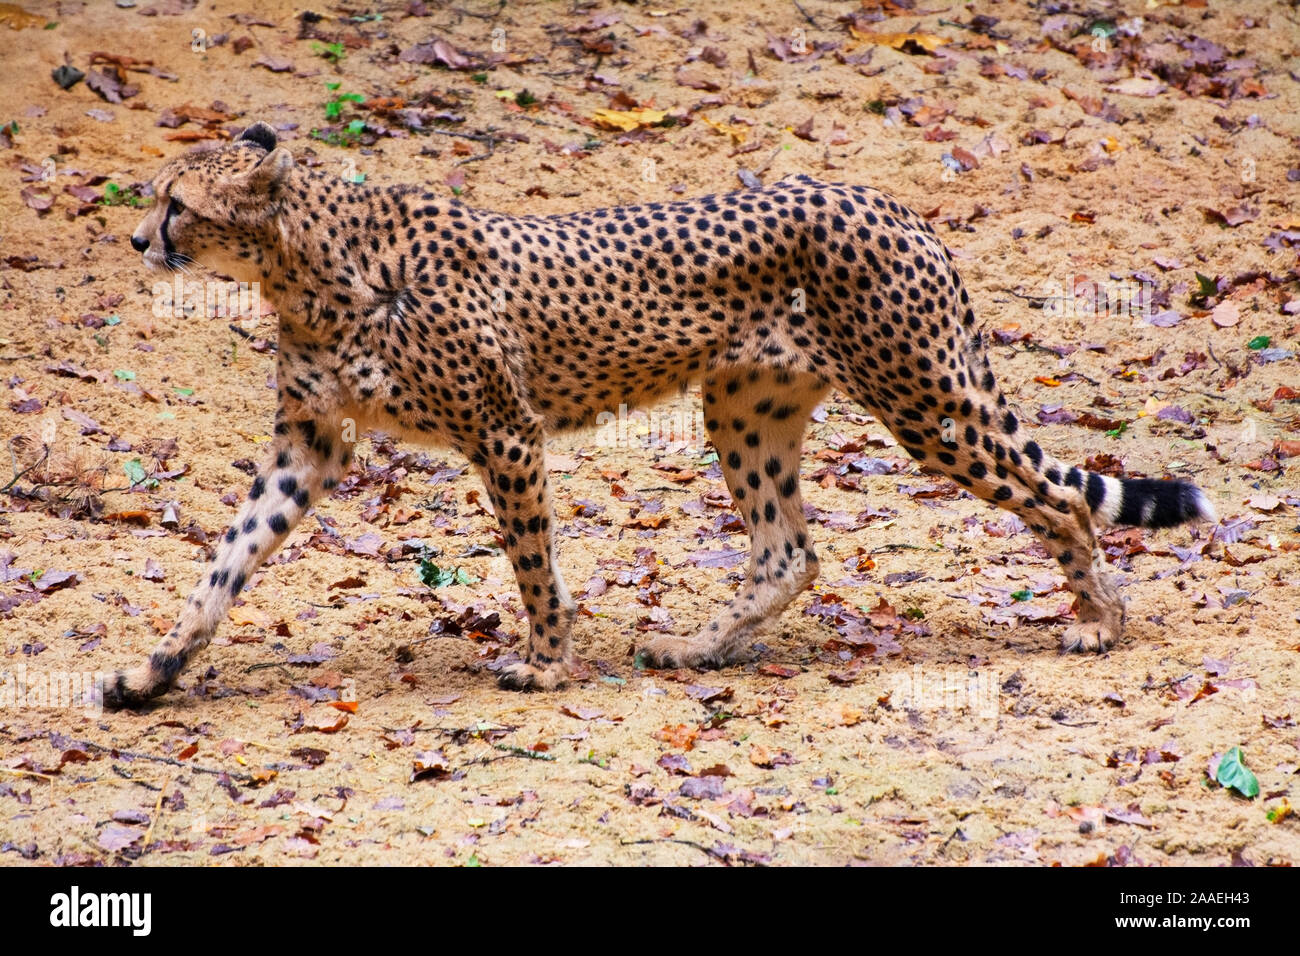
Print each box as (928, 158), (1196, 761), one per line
(640, 369), (827, 669)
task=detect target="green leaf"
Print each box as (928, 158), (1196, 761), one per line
(419, 561), (478, 588)
(1193, 272), (1218, 299)
(1247, 335), (1270, 350)
(325, 81), (341, 91)
(1010, 589), (1033, 602)
(1214, 746), (1259, 798)
(113, 369), (136, 381)
(173, 386), (194, 396)
(419, 559), (455, 588)
(100, 182), (145, 207)
(123, 458), (147, 486)
(346, 119), (365, 135)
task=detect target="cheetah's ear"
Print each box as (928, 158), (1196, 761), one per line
(236, 121), (278, 152)
(242, 145), (295, 189)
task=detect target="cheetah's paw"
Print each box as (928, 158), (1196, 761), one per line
(95, 665), (171, 712)
(496, 658), (569, 692)
(638, 633), (735, 670)
(1060, 619), (1121, 654)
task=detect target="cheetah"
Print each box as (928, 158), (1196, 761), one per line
(103, 122), (1215, 708)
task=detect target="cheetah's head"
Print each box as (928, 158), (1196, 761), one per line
(130, 121), (294, 276)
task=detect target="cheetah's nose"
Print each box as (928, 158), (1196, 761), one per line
(131, 235), (149, 253)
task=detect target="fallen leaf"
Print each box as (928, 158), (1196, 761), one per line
(848, 28), (947, 55)
(1210, 301), (1240, 327)
(591, 107), (667, 131)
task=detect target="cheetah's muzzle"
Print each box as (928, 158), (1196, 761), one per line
(108, 122), (1216, 708)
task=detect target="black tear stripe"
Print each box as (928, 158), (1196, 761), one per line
(162, 198), (186, 270)
(161, 199), (177, 257)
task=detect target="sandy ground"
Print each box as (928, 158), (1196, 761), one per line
(0, 0), (1297, 866)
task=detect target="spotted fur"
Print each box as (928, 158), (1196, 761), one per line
(102, 122), (1215, 708)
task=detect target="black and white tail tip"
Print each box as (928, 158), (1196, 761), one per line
(1087, 474), (1216, 529)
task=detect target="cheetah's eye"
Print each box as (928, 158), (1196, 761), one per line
(168, 197), (186, 217)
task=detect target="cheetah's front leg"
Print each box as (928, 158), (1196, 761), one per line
(470, 421), (577, 691)
(100, 414), (350, 709)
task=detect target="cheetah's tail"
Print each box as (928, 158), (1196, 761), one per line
(1082, 471), (1216, 530)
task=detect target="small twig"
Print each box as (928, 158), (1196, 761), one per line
(44, 734), (258, 782)
(380, 725), (443, 733)
(1005, 288), (1051, 304)
(0, 443), (49, 494)
(0, 767), (54, 783)
(506, 113), (579, 131)
(792, 0), (818, 27)
(870, 543), (943, 554)
(314, 513), (342, 538)
(454, 135), (495, 167)
(243, 662), (292, 675)
(1144, 672), (1195, 691)
(1020, 341), (1062, 356)
(620, 837), (716, 857)
(491, 743), (554, 761)
(426, 128), (497, 143)
(142, 776), (171, 850)
(1206, 338), (1223, 368)
(0, 354), (35, 361)
(753, 145), (784, 177)
(634, 485), (691, 494)
(379, 723), (519, 737)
